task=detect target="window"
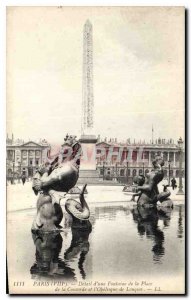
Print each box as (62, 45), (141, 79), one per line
(133, 169), (137, 176)
(29, 150), (34, 156)
(120, 169), (125, 176)
(30, 160), (33, 165)
(100, 168), (103, 175)
(22, 159), (27, 166)
(169, 152), (174, 161)
(163, 152), (168, 161)
(8, 169), (12, 177)
(36, 160), (39, 165)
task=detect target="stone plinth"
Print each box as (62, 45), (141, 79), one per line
(79, 135), (97, 170)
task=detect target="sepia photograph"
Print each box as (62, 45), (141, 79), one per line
(6, 6), (185, 294)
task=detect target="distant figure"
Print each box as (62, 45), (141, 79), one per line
(171, 177), (177, 190)
(21, 175), (26, 185)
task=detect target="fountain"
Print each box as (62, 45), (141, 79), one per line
(127, 155), (173, 208)
(31, 135), (90, 232)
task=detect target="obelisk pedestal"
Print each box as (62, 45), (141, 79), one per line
(79, 135), (97, 170)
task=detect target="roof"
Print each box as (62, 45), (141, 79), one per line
(7, 140), (50, 149)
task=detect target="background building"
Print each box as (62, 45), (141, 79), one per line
(96, 137), (185, 184)
(6, 134), (185, 185)
(6, 135), (50, 180)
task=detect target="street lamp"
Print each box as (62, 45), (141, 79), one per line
(18, 161), (21, 183)
(177, 137), (184, 195)
(142, 151), (145, 176)
(115, 162), (119, 182)
(168, 160), (171, 186)
(12, 160), (15, 184)
(103, 160), (105, 181)
(126, 161), (129, 184)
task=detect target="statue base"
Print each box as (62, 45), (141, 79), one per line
(79, 135), (97, 170)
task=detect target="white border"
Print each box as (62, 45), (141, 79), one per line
(0, 0), (190, 299)
(1, 0), (191, 6)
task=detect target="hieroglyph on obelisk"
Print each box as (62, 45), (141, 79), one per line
(80, 20), (97, 170)
(82, 20), (94, 135)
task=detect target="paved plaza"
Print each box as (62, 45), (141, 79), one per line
(7, 180), (185, 213)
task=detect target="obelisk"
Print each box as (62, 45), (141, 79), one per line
(80, 20), (97, 170)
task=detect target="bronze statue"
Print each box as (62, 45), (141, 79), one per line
(32, 135), (87, 232)
(65, 184), (91, 228)
(132, 156), (172, 207)
(32, 134), (82, 194)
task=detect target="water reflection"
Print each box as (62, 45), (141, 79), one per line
(29, 202), (183, 281)
(30, 223), (92, 280)
(92, 205), (130, 221)
(65, 224), (92, 279)
(131, 206), (173, 263)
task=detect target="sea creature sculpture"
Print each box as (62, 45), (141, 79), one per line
(132, 156), (172, 207)
(65, 184), (91, 229)
(32, 135), (83, 231)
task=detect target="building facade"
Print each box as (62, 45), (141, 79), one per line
(6, 136), (50, 180)
(96, 138), (185, 183)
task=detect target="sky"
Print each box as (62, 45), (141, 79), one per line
(6, 6), (185, 144)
